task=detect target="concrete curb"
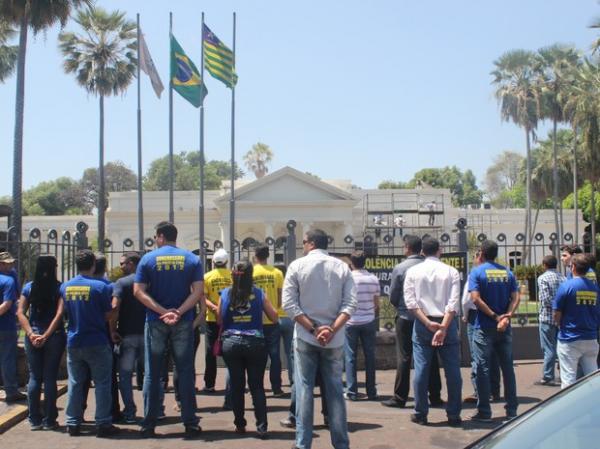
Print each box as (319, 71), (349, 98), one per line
(0, 384), (68, 434)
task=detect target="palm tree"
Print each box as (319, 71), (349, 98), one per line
(563, 58), (600, 250)
(491, 50), (540, 263)
(0, 0), (91, 242)
(535, 44), (580, 256)
(58, 6), (136, 249)
(0, 18), (17, 82)
(244, 142), (274, 178)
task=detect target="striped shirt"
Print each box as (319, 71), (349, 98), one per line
(348, 269), (380, 325)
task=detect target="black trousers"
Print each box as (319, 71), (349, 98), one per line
(393, 316), (442, 403)
(204, 322), (219, 388)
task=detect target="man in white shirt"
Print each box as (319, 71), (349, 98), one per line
(405, 237), (462, 426)
(282, 229), (357, 449)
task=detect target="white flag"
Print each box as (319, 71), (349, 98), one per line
(139, 31), (164, 98)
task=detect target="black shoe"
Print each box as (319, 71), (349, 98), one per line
(97, 425), (119, 438)
(272, 388), (285, 397)
(506, 411), (518, 420)
(140, 427), (156, 438)
(280, 417), (296, 429)
(43, 422), (59, 431)
(448, 417), (462, 427)
(410, 414), (428, 425)
(67, 425), (81, 437)
(184, 425), (202, 439)
(256, 428), (268, 439)
(470, 412), (492, 423)
(429, 398), (446, 407)
(5, 392), (27, 403)
(534, 379), (560, 387)
(381, 398), (406, 408)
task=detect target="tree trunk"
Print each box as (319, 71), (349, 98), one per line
(592, 182), (596, 256)
(11, 15), (28, 243)
(523, 127), (532, 265)
(98, 95), (105, 251)
(573, 126), (579, 245)
(552, 118), (561, 265)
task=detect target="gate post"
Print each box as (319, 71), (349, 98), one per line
(285, 220), (297, 266)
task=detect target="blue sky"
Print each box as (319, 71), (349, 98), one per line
(1, 0), (599, 197)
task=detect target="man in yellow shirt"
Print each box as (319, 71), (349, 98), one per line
(253, 244), (285, 396)
(202, 249), (232, 392)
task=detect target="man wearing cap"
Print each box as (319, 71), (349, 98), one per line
(203, 248), (232, 392)
(0, 252), (26, 403)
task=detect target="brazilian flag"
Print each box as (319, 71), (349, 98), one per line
(170, 35), (207, 107)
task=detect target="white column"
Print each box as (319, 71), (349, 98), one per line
(265, 222), (275, 264)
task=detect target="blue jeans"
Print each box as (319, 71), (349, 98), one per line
(65, 344), (113, 427)
(118, 334), (144, 419)
(263, 324), (282, 390)
(539, 322), (558, 381)
(473, 327), (518, 417)
(344, 319), (377, 398)
(222, 334), (268, 430)
(467, 313), (500, 398)
(142, 320), (198, 429)
(0, 330), (18, 397)
(295, 338), (349, 449)
(412, 319), (462, 419)
(279, 317), (294, 384)
(24, 332), (66, 426)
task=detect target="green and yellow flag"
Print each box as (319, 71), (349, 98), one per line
(202, 24), (238, 89)
(170, 35), (207, 107)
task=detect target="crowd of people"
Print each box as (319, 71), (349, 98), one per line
(0, 224), (599, 448)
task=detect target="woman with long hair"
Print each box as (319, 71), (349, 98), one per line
(218, 259), (278, 439)
(17, 255), (65, 431)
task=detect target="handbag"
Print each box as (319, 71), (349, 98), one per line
(212, 326), (223, 357)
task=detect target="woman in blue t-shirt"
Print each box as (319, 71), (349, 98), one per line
(16, 255), (65, 431)
(218, 259), (278, 438)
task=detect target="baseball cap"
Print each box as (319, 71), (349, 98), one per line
(0, 252), (16, 263)
(213, 249), (229, 265)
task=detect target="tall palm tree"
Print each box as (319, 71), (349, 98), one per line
(58, 6), (136, 249)
(491, 50), (540, 263)
(563, 58), (600, 250)
(535, 44), (580, 256)
(0, 18), (17, 82)
(244, 142), (274, 178)
(0, 0), (91, 242)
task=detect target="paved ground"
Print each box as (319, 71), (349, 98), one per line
(0, 358), (558, 449)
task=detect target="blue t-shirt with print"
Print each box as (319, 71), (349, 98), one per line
(566, 267), (597, 284)
(135, 245), (203, 322)
(553, 277), (600, 342)
(220, 286), (264, 334)
(0, 272), (17, 332)
(60, 274), (112, 348)
(468, 261), (518, 329)
(22, 281), (63, 333)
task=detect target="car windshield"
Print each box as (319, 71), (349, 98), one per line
(470, 372), (600, 449)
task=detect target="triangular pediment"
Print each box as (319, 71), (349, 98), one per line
(215, 166), (356, 203)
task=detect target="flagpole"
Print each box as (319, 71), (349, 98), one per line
(136, 13), (144, 251)
(199, 12), (206, 266)
(229, 12), (236, 260)
(168, 12), (175, 223)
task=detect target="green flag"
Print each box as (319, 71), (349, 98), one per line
(202, 23), (238, 89)
(170, 35), (207, 107)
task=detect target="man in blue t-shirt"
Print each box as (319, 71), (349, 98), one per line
(61, 250), (118, 437)
(553, 253), (600, 388)
(134, 221), (204, 439)
(0, 251), (25, 403)
(468, 240), (520, 422)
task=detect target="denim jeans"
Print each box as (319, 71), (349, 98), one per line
(263, 323), (282, 391)
(473, 327), (518, 417)
(344, 319), (377, 398)
(65, 344), (113, 427)
(204, 321), (219, 388)
(24, 332), (66, 426)
(467, 313), (500, 398)
(0, 330), (18, 397)
(412, 319), (462, 419)
(295, 338), (349, 449)
(279, 317), (294, 384)
(539, 322), (558, 382)
(221, 334), (268, 430)
(142, 320), (198, 429)
(118, 334), (144, 419)
(557, 339), (599, 388)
